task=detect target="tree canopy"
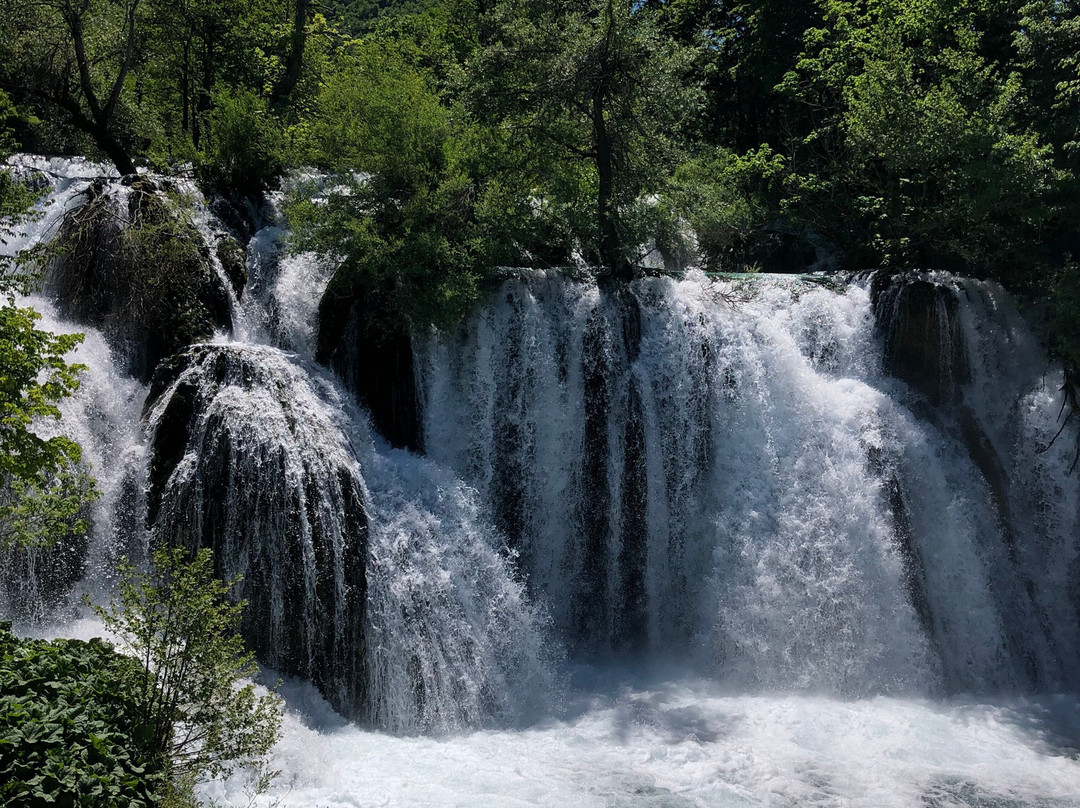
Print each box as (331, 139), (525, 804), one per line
(0, 0), (1077, 345)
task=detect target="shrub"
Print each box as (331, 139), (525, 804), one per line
(91, 546), (283, 804)
(0, 621), (165, 807)
(198, 89), (286, 195)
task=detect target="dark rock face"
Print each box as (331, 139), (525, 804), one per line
(873, 272), (969, 405)
(870, 272), (1053, 678)
(44, 182), (231, 381)
(215, 235), (248, 298)
(0, 523), (89, 624)
(872, 273), (1011, 526)
(145, 344), (369, 718)
(318, 286), (421, 452)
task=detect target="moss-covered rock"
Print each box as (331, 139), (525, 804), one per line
(43, 181), (231, 380)
(215, 234), (247, 298)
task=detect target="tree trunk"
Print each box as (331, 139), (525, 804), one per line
(272, 0), (309, 103)
(98, 132), (138, 177)
(593, 92), (631, 279)
(181, 41), (190, 136)
(54, 100), (137, 176)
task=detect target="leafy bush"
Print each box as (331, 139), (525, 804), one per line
(0, 289), (92, 553)
(0, 621), (165, 807)
(197, 89), (286, 195)
(91, 546), (283, 802)
(663, 146), (785, 271)
(291, 44), (488, 331)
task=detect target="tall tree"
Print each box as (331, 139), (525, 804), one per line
(0, 0), (143, 175)
(470, 0), (698, 278)
(271, 0), (310, 102)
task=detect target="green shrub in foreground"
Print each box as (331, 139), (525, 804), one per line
(0, 621), (165, 807)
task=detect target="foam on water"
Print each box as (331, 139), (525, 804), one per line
(203, 674), (1080, 808)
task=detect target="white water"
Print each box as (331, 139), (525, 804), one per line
(416, 272), (1080, 695)
(202, 672), (1080, 808)
(5, 159), (1080, 806)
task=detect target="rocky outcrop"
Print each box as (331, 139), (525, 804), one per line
(318, 283), (421, 452)
(44, 181), (231, 381)
(872, 272), (969, 405)
(214, 234), (247, 298)
(145, 345), (369, 718)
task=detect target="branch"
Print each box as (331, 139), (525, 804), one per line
(62, 0), (103, 122)
(103, 0), (140, 121)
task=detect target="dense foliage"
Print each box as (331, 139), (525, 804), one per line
(0, 94), (92, 554)
(0, 546), (283, 807)
(0, 0), (1077, 347)
(0, 621), (165, 807)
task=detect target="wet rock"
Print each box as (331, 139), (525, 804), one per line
(318, 284), (421, 452)
(215, 235), (248, 298)
(43, 183), (231, 381)
(145, 345), (369, 719)
(873, 272), (969, 405)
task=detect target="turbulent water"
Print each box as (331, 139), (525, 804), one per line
(416, 272), (1080, 696)
(5, 157), (1080, 807)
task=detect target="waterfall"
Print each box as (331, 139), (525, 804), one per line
(0, 298), (148, 623)
(7, 156), (1080, 751)
(2, 159), (554, 732)
(416, 270), (1080, 695)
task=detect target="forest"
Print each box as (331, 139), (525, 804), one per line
(2, 0), (1077, 334)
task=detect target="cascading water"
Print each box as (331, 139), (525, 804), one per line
(7, 157), (1080, 806)
(144, 341), (552, 730)
(2, 158), (555, 733)
(416, 271), (1080, 695)
(1, 157), (148, 622)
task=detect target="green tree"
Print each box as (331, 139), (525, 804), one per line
(197, 87), (285, 194)
(0, 92), (36, 223)
(769, 0), (1070, 275)
(661, 145), (785, 271)
(90, 545), (282, 803)
(0, 0), (145, 175)
(291, 41), (488, 330)
(470, 0), (699, 277)
(141, 0), (283, 157)
(0, 102), (93, 553)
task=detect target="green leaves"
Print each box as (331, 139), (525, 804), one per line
(90, 546), (283, 798)
(0, 622), (164, 808)
(197, 88), (286, 195)
(760, 0), (1074, 274)
(291, 40), (491, 330)
(0, 286), (93, 552)
(469, 0), (701, 273)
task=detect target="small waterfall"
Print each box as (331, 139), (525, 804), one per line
(0, 298), (149, 623)
(229, 178), (336, 357)
(145, 342), (554, 730)
(146, 344), (370, 718)
(1, 158), (149, 623)
(876, 271), (1080, 689)
(416, 270), (1080, 695)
